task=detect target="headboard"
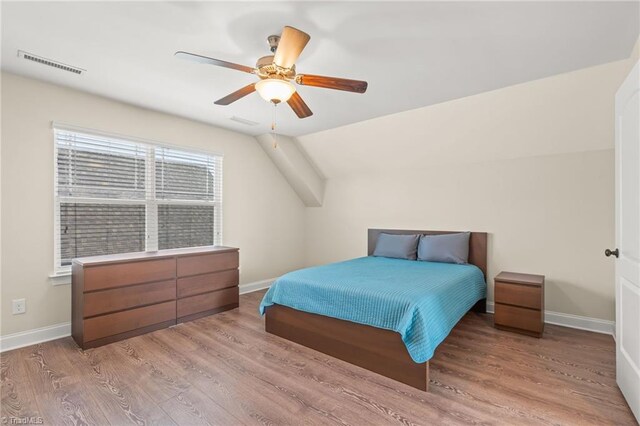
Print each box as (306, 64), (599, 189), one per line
(367, 229), (488, 279)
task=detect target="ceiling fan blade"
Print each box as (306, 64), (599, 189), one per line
(287, 91), (313, 119)
(273, 26), (310, 69)
(214, 83), (256, 105)
(296, 74), (368, 93)
(175, 51), (255, 74)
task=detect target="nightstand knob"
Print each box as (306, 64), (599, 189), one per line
(605, 248), (619, 258)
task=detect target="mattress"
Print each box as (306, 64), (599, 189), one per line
(259, 256), (486, 363)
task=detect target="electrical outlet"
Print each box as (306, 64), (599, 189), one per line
(12, 298), (26, 315)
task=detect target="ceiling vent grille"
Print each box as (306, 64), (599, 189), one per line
(18, 50), (85, 75)
(229, 116), (259, 126)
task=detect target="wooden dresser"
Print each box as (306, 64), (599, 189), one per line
(494, 271), (545, 337)
(72, 246), (239, 349)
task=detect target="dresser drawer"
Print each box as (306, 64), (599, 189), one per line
(177, 251), (239, 277)
(84, 280), (176, 318)
(84, 301), (176, 342)
(177, 269), (238, 298)
(494, 303), (543, 334)
(495, 282), (542, 310)
(83, 258), (176, 291)
(177, 286), (239, 319)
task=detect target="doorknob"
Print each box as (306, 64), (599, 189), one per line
(605, 248), (619, 258)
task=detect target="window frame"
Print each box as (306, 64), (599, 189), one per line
(52, 122), (223, 275)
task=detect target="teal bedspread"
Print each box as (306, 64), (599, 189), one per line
(259, 256), (486, 363)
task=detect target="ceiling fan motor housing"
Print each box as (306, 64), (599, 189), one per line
(256, 55), (275, 69)
(256, 55), (296, 79)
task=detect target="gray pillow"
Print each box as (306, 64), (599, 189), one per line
(373, 233), (420, 260)
(417, 232), (470, 264)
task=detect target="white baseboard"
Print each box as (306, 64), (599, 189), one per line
(239, 278), (275, 294)
(0, 322), (71, 353)
(486, 302), (615, 335)
(2, 284), (614, 353)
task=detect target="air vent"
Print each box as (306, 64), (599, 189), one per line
(229, 116), (259, 126)
(18, 50), (85, 75)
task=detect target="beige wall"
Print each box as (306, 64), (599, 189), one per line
(0, 72), (306, 335)
(303, 150), (615, 319)
(628, 36), (640, 72)
(299, 54), (639, 322)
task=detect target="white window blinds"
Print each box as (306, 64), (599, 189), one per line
(155, 146), (222, 202)
(154, 145), (223, 251)
(54, 126), (223, 272)
(56, 131), (147, 199)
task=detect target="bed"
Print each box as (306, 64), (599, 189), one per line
(260, 229), (488, 391)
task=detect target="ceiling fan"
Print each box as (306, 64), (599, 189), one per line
(175, 26), (368, 119)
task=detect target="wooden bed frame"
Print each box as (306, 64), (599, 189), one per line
(264, 228), (488, 391)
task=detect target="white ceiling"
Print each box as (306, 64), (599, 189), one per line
(2, 2), (638, 137)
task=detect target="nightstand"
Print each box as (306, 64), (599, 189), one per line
(494, 271), (545, 337)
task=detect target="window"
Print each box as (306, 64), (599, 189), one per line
(54, 125), (222, 273)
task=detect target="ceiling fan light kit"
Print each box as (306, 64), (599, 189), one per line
(255, 78), (296, 103)
(176, 25), (368, 120)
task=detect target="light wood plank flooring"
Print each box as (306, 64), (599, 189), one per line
(1, 290), (636, 425)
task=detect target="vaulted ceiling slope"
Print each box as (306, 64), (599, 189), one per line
(297, 50), (638, 178)
(2, 2), (638, 137)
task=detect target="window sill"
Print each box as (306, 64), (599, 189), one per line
(49, 271), (71, 286)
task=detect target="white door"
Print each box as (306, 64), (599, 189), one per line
(615, 59), (640, 422)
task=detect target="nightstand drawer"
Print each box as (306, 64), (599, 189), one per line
(495, 282), (542, 310)
(494, 303), (543, 334)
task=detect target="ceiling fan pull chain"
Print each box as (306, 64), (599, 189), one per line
(272, 102), (278, 149)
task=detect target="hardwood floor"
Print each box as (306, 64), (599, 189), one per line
(1, 290), (636, 425)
